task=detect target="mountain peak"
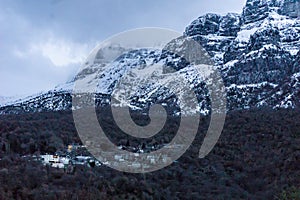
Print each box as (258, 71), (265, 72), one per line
(1, 0), (300, 115)
(243, 0), (300, 24)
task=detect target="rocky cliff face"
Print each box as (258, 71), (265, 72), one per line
(1, 0), (300, 115)
(280, 0), (300, 18)
(185, 0), (300, 110)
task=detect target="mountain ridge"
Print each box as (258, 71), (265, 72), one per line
(1, 0), (299, 115)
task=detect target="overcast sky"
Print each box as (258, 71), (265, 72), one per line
(0, 0), (246, 96)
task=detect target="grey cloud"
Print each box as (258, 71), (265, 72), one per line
(0, 0), (246, 96)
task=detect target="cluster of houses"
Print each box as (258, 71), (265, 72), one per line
(23, 143), (184, 172)
(37, 144), (101, 171)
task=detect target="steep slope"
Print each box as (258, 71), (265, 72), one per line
(185, 0), (300, 109)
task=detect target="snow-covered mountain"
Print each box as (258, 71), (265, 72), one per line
(185, 0), (300, 110)
(1, 0), (300, 115)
